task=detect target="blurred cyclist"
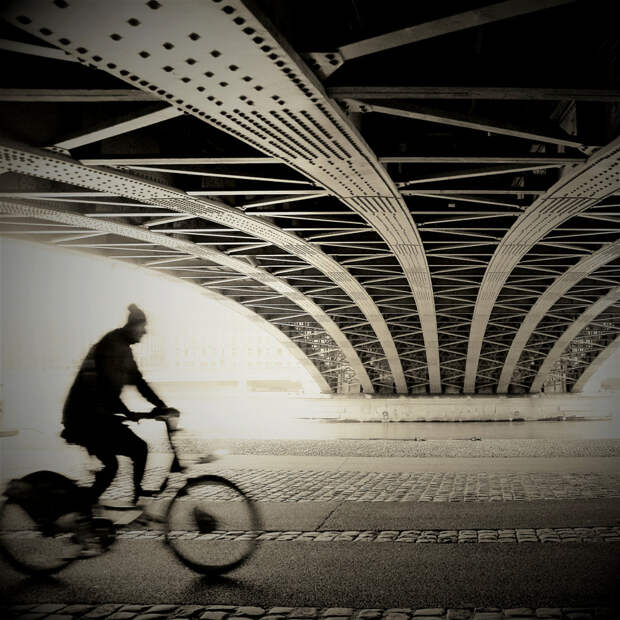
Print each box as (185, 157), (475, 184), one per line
(61, 304), (168, 506)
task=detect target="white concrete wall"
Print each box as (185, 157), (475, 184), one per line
(288, 392), (617, 422)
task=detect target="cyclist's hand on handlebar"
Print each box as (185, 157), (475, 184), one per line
(150, 406), (180, 420)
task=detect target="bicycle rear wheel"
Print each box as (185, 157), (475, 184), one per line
(164, 474), (261, 574)
(0, 500), (80, 576)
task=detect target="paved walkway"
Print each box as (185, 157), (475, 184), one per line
(2, 440), (619, 617)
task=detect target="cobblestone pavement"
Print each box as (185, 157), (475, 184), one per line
(98, 467), (620, 503)
(3, 602), (617, 619)
(6, 526), (617, 544)
(163, 437), (620, 458)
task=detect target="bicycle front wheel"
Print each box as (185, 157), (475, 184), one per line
(164, 475), (261, 574)
(0, 500), (80, 576)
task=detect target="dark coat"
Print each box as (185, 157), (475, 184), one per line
(62, 327), (165, 442)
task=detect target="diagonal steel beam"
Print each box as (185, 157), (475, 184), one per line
(7, 0), (439, 392)
(122, 165), (313, 185)
(530, 287), (620, 393)
(0, 199), (369, 393)
(0, 37), (77, 62)
(82, 157), (279, 165)
(54, 106), (184, 150)
(397, 164), (564, 187)
(356, 101), (589, 149)
(464, 135), (620, 393)
(308, 0), (574, 77)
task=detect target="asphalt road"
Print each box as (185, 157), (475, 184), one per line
(1, 539), (619, 609)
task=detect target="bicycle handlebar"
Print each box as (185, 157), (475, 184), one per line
(131, 407), (180, 424)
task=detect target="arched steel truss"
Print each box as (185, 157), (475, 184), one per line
(497, 240), (620, 392)
(2, 0), (440, 393)
(572, 335), (620, 393)
(0, 198), (367, 392)
(0, 142), (376, 391)
(1, 0), (619, 394)
(464, 138), (620, 392)
(530, 287), (620, 393)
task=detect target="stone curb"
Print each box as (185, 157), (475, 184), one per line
(3, 604), (616, 620)
(7, 527), (617, 545)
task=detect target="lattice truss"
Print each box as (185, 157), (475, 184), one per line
(0, 0), (619, 394)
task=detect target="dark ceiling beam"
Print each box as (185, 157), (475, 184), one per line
(380, 156), (585, 164)
(401, 189), (544, 195)
(3, 87), (616, 104)
(0, 88), (157, 102)
(81, 157), (280, 165)
(330, 86), (620, 101)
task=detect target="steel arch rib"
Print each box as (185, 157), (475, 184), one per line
(0, 141), (378, 390)
(87, 251), (333, 394)
(497, 240), (620, 393)
(0, 196), (372, 393)
(5, 0), (439, 393)
(571, 335), (620, 393)
(464, 135), (620, 393)
(529, 287), (620, 393)
(178, 279), (335, 394)
(200, 288), (331, 394)
(0, 198), (362, 392)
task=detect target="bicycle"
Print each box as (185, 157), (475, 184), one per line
(0, 408), (261, 576)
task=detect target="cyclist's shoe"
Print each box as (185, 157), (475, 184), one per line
(193, 506), (217, 533)
(170, 458), (186, 473)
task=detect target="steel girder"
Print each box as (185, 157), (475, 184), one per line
(529, 287), (620, 393)
(572, 335), (620, 393)
(1, 1), (619, 395)
(0, 193), (370, 393)
(3, 0), (445, 393)
(497, 240), (620, 392)
(464, 136), (620, 392)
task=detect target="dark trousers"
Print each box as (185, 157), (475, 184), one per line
(89, 427), (148, 503)
(63, 417), (148, 503)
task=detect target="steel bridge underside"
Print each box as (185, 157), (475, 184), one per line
(0, 0), (619, 395)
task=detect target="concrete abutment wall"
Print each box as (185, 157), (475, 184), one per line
(286, 393), (617, 422)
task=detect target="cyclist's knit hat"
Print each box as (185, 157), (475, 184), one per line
(127, 303), (147, 325)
